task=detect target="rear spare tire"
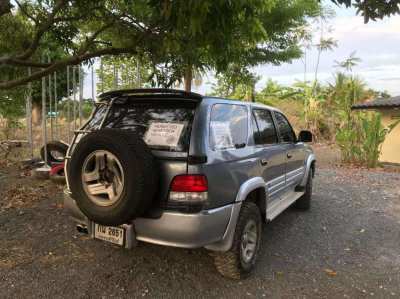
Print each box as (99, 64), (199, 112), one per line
(68, 129), (158, 226)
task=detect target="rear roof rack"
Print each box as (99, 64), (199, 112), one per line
(98, 88), (203, 101)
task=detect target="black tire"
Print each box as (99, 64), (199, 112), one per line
(68, 129), (158, 226)
(293, 170), (313, 210)
(213, 202), (262, 279)
(40, 141), (69, 165)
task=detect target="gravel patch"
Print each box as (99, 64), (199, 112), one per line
(0, 166), (399, 298)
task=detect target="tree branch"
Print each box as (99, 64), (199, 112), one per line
(15, 0), (68, 60)
(77, 23), (114, 55)
(0, 47), (138, 90)
(0, 58), (50, 68)
(14, 0), (37, 24)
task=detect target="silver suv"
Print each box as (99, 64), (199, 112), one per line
(64, 89), (315, 279)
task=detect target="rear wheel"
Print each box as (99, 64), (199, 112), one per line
(213, 202), (262, 279)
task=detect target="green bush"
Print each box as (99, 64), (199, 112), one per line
(336, 112), (399, 168)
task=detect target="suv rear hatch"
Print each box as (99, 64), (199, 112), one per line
(78, 93), (203, 215)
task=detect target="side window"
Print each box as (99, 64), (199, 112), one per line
(252, 109), (278, 145)
(209, 104), (248, 150)
(274, 112), (296, 143)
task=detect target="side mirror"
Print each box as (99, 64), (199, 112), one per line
(298, 130), (313, 143)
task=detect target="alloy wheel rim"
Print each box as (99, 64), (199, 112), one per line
(81, 150), (125, 207)
(240, 219), (258, 263)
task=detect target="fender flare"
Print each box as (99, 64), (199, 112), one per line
(235, 176), (266, 202)
(205, 177), (266, 252)
(299, 153), (316, 187)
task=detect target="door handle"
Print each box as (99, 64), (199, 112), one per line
(287, 153), (293, 159)
(260, 158), (268, 166)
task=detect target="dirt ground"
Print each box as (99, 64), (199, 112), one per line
(0, 145), (399, 298)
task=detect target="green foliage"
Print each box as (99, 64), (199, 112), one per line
(327, 70), (396, 168)
(0, 91), (25, 139)
(1, 0), (398, 90)
(0, 7), (72, 120)
(0, 11), (31, 119)
(337, 112), (399, 168)
(332, 0), (400, 23)
(96, 56), (153, 92)
(334, 51), (362, 72)
(209, 66), (260, 101)
(316, 37), (338, 52)
(149, 0), (321, 90)
(57, 99), (94, 120)
(0, 93), (26, 119)
(0, 0), (320, 91)
(211, 64), (395, 168)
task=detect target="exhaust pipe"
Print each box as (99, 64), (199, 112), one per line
(76, 224), (88, 234)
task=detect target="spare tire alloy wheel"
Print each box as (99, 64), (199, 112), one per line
(82, 150), (125, 207)
(68, 129), (158, 226)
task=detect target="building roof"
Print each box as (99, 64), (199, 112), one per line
(351, 96), (400, 110)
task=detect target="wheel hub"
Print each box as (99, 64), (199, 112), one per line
(81, 150), (125, 207)
(240, 219), (258, 263)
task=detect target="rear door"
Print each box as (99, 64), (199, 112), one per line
(251, 108), (286, 202)
(273, 111), (306, 189)
(202, 103), (253, 208)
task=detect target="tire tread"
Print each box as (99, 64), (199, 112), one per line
(213, 202), (261, 279)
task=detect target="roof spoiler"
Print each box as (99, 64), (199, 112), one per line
(98, 88), (203, 102)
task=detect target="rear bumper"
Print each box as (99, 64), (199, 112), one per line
(64, 190), (236, 249)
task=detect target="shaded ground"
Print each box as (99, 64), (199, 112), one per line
(0, 156), (399, 298)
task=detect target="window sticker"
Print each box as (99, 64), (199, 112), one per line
(210, 121), (233, 150)
(144, 122), (185, 147)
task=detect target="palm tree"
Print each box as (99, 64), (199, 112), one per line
(298, 26), (313, 82)
(314, 37), (338, 83)
(334, 51), (362, 74)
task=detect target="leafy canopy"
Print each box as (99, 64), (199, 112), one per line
(0, 0), (320, 90)
(1, 0), (398, 91)
(332, 0), (400, 23)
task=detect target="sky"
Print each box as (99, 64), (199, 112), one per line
(83, 2), (400, 98)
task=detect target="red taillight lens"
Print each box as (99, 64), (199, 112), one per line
(170, 175), (208, 192)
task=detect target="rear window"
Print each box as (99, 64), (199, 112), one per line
(86, 101), (195, 152)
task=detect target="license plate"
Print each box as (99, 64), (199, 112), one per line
(94, 224), (124, 246)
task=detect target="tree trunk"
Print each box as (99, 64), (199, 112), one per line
(32, 102), (41, 125)
(184, 66), (193, 92)
(314, 50), (321, 83)
(303, 48), (307, 82)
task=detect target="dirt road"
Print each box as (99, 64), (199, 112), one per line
(0, 164), (399, 298)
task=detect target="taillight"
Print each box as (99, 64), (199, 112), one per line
(169, 175), (208, 205)
(170, 175), (208, 192)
